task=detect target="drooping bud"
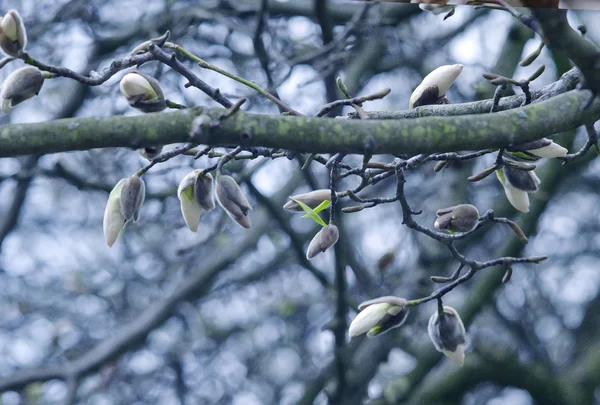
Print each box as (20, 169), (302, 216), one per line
(103, 179), (127, 247)
(119, 71), (166, 113)
(194, 172), (215, 211)
(137, 146), (163, 160)
(427, 305), (467, 366)
(496, 167), (541, 213)
(178, 171), (202, 232)
(306, 224), (339, 260)
(434, 204), (479, 233)
(119, 175), (146, 223)
(1, 66), (44, 113)
(349, 296), (409, 338)
(103, 176), (146, 247)
(409, 64), (463, 109)
(215, 174), (252, 229)
(283, 189), (331, 212)
(0, 9), (27, 57)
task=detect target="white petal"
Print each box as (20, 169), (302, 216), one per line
(1, 11), (18, 40)
(527, 142), (568, 158)
(103, 179), (126, 247)
(409, 64), (463, 108)
(348, 303), (389, 338)
(442, 345), (465, 367)
(179, 197), (202, 232)
(504, 183), (530, 213)
(119, 73), (155, 99)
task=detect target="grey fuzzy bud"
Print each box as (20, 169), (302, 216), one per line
(216, 175), (252, 228)
(434, 204), (479, 232)
(306, 224), (339, 259)
(119, 71), (166, 113)
(194, 172), (215, 211)
(119, 175), (146, 223)
(283, 189), (331, 212)
(0, 9), (27, 57)
(428, 306), (467, 366)
(503, 166), (540, 192)
(1, 66), (44, 113)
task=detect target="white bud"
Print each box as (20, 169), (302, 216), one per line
(178, 170), (202, 232)
(409, 64), (463, 109)
(306, 224), (339, 260)
(496, 168), (541, 213)
(119, 72), (166, 113)
(427, 306), (467, 367)
(103, 179), (127, 247)
(216, 175), (252, 229)
(527, 141), (568, 158)
(1, 66), (44, 113)
(349, 296), (409, 338)
(283, 189), (331, 212)
(0, 9), (27, 57)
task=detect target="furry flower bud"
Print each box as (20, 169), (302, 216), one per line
(306, 224), (339, 260)
(428, 306), (467, 366)
(283, 189), (331, 212)
(216, 174), (252, 229)
(1, 66), (44, 113)
(119, 175), (146, 223)
(119, 71), (166, 113)
(103, 176), (145, 247)
(177, 170), (216, 233)
(103, 179), (127, 247)
(496, 166), (541, 213)
(349, 296), (409, 338)
(0, 9), (27, 57)
(409, 64), (463, 108)
(434, 204), (479, 233)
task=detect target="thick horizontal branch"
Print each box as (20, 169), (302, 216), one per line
(0, 89), (598, 158)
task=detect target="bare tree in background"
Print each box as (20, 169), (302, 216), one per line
(0, 1), (599, 404)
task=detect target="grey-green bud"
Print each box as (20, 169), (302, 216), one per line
(434, 204), (479, 232)
(0, 9), (27, 57)
(306, 224), (339, 259)
(216, 174), (252, 229)
(1, 66), (44, 113)
(119, 71), (166, 113)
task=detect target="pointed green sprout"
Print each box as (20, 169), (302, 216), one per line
(290, 198), (331, 227)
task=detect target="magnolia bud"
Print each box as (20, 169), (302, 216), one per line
(103, 179), (127, 247)
(119, 175), (146, 223)
(496, 166), (541, 213)
(434, 204), (479, 232)
(306, 224), (339, 260)
(1, 66), (44, 113)
(283, 189), (331, 212)
(119, 71), (166, 113)
(215, 174), (252, 229)
(409, 64), (463, 109)
(137, 146), (163, 160)
(194, 172), (215, 211)
(178, 171), (202, 232)
(0, 9), (27, 57)
(527, 141), (568, 158)
(427, 306), (467, 366)
(348, 296), (409, 338)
